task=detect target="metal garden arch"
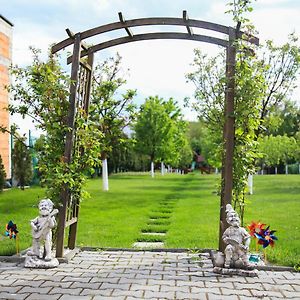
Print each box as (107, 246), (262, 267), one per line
(51, 11), (259, 258)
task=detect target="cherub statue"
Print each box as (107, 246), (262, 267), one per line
(27, 199), (58, 261)
(222, 204), (252, 269)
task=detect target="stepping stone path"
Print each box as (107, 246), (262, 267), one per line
(133, 198), (177, 249)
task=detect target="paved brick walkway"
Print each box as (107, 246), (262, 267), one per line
(0, 250), (300, 299)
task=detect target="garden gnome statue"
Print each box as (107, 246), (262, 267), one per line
(222, 204), (252, 269)
(25, 198), (59, 268)
(213, 204), (257, 276)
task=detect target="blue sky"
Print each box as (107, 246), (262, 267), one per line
(1, 0), (300, 134)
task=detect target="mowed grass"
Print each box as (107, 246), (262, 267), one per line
(0, 186), (45, 255)
(244, 175), (300, 267)
(77, 173), (220, 249)
(0, 173), (299, 266)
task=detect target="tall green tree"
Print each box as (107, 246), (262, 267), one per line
(134, 96), (187, 177)
(12, 136), (32, 189)
(90, 53), (136, 190)
(177, 139), (193, 170)
(161, 100), (188, 172)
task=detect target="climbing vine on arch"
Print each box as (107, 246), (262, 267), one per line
(7, 48), (102, 207)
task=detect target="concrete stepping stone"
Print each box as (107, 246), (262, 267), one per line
(149, 215), (170, 219)
(141, 232), (166, 236)
(132, 242), (164, 248)
(147, 220), (171, 225)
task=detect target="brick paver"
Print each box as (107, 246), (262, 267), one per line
(0, 250), (299, 299)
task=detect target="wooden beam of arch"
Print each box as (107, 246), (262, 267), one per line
(51, 13), (259, 54)
(66, 32), (229, 64)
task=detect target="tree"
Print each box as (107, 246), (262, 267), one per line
(187, 121), (223, 170)
(186, 0), (266, 221)
(7, 48), (102, 205)
(90, 53), (136, 191)
(258, 135), (297, 174)
(258, 135), (283, 174)
(280, 135), (297, 174)
(12, 136), (32, 189)
(186, 34), (300, 139)
(186, 48), (265, 218)
(294, 132), (300, 172)
(0, 155), (6, 191)
(161, 101), (188, 172)
(258, 34), (300, 126)
(134, 96), (187, 177)
(265, 99), (300, 137)
(177, 139), (193, 170)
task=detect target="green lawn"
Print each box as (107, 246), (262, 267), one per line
(0, 186), (45, 255)
(77, 173), (220, 249)
(244, 175), (300, 267)
(0, 173), (299, 267)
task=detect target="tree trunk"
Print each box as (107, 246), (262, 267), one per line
(151, 161), (154, 178)
(161, 161), (165, 176)
(102, 158), (109, 191)
(275, 166), (278, 174)
(248, 174), (253, 195)
(285, 164), (288, 175)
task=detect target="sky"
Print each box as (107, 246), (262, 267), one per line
(1, 0), (300, 136)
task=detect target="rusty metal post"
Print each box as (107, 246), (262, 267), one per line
(219, 27), (237, 252)
(56, 33), (82, 258)
(67, 53), (94, 250)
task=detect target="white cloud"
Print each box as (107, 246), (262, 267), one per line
(256, 0), (292, 6)
(12, 25), (56, 66)
(252, 7), (300, 43)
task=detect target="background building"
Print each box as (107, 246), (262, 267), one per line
(0, 15), (13, 179)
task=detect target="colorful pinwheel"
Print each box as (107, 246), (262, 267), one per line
(254, 226), (278, 248)
(5, 220), (18, 239)
(247, 221), (266, 237)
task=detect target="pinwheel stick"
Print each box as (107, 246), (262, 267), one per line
(16, 235), (20, 255)
(264, 248), (268, 264)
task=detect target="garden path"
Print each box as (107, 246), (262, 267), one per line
(0, 250), (299, 299)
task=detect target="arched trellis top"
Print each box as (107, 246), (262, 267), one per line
(51, 10), (259, 59)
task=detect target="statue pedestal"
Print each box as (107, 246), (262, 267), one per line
(213, 266), (258, 277)
(211, 250), (258, 277)
(25, 255), (59, 268)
